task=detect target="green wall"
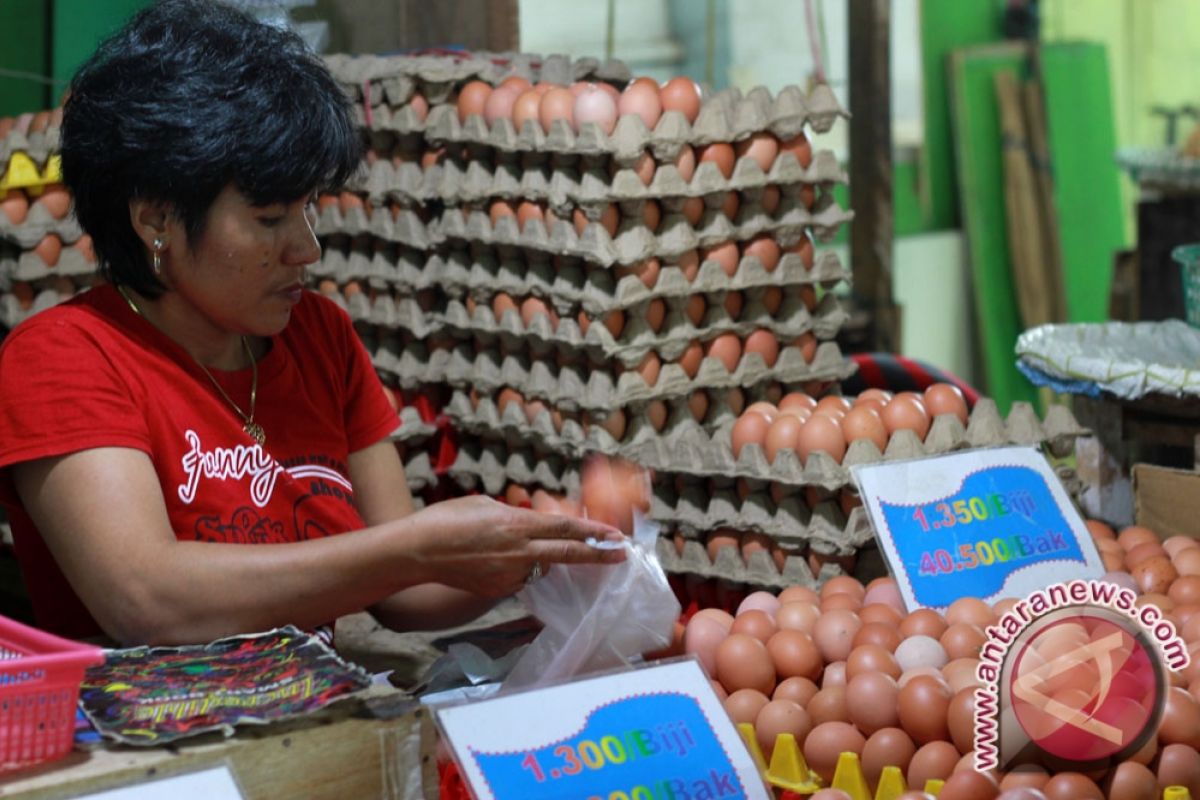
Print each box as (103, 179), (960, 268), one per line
(0, 0), (50, 116)
(52, 0), (152, 90)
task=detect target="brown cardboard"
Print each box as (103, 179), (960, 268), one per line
(1133, 463), (1200, 538)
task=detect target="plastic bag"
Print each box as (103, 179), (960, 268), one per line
(501, 514), (680, 691)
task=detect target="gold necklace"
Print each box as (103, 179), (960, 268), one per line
(116, 284), (266, 446)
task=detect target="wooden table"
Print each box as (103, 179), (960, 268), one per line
(0, 689), (437, 800)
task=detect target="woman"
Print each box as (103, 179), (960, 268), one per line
(0, 0), (623, 646)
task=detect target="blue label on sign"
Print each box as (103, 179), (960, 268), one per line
(878, 465), (1087, 608)
(471, 693), (746, 800)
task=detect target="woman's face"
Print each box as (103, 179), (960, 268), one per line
(163, 183), (321, 338)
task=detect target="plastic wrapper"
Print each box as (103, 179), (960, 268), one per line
(1016, 319), (1200, 400)
(502, 514), (680, 691)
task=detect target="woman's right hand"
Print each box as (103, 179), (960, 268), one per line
(402, 495), (627, 598)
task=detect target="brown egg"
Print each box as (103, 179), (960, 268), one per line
(734, 132), (779, 172)
(774, 676), (819, 706)
(859, 601), (904, 626)
(618, 80), (662, 129)
(764, 414), (803, 464)
(706, 333), (742, 372)
(34, 184), (70, 219)
(1158, 742), (1200, 797)
(483, 85), (520, 124)
(723, 687), (769, 724)
(1177, 548), (1200, 576)
(723, 291), (744, 319)
(846, 644), (901, 680)
(573, 85), (618, 134)
(715, 633), (776, 695)
(697, 142), (736, 179)
(1134, 556), (1177, 594)
(1118, 526), (1161, 551)
(938, 770), (999, 800)
(947, 687), (977, 753)
(683, 613), (728, 676)
(779, 132), (814, 168)
(1165, 535), (1200, 558)
(775, 601), (821, 634)
(808, 686), (849, 725)
(853, 622), (903, 652)
(923, 383), (969, 425)
(841, 406), (888, 451)
(901, 609), (949, 639)
(511, 89), (542, 130)
(1160, 686), (1200, 747)
(701, 240), (740, 276)
(755, 699), (812, 756)
(942, 658), (983, 693)
(778, 392), (817, 415)
(822, 575), (865, 601)
(603, 309), (625, 337)
(730, 410), (771, 459)
(731, 609), (777, 643)
(998, 766), (1049, 791)
(34, 234), (62, 266)
(1104, 761), (1157, 800)
(766, 629), (822, 680)
(803, 721), (866, 782)
(847, 672), (900, 735)
(795, 415), (847, 464)
(706, 530), (740, 562)
(898, 674), (952, 744)
(659, 77), (701, 123)
(743, 330), (780, 368)
(672, 145), (697, 183)
(861, 727), (917, 790)
(907, 741), (960, 790)
(1126, 541), (1167, 568)
(742, 234), (781, 271)
(1041, 774), (1102, 800)
(813, 609), (863, 663)
(1085, 519), (1116, 540)
(881, 393), (932, 441)
(684, 295), (706, 326)
(456, 80), (492, 122)
(940, 623), (986, 661)
(779, 585), (820, 604)
(821, 593), (862, 613)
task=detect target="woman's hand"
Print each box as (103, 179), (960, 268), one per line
(401, 495), (627, 598)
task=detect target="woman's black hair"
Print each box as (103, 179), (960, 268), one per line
(60, 0), (362, 297)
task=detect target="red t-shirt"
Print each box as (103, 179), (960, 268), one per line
(0, 284), (400, 639)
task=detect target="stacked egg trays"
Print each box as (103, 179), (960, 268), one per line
(0, 109), (101, 330)
(321, 51), (861, 542)
(0, 108), (442, 499)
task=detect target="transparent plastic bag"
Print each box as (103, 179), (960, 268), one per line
(501, 514), (680, 691)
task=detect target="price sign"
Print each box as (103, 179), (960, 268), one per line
(434, 659), (769, 800)
(852, 446), (1105, 611)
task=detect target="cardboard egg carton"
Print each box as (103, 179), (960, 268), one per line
(447, 439), (581, 497)
(371, 336), (851, 407)
(1, 246), (96, 283)
(401, 449), (437, 492)
(313, 203), (432, 250)
(361, 147), (844, 208)
(0, 287), (70, 329)
(654, 537), (828, 591)
(646, 482), (873, 546)
(390, 405), (438, 445)
(0, 130), (58, 168)
(326, 51), (631, 109)
(432, 197), (851, 268)
(440, 249), (847, 318)
(0, 207), (82, 249)
(626, 399), (1090, 492)
(419, 84), (846, 157)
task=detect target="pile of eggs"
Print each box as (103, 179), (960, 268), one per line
(667, 520), (1200, 800)
(731, 383), (970, 465)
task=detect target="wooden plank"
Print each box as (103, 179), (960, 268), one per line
(1039, 43), (1127, 323)
(948, 42), (1039, 414)
(314, 0), (518, 54)
(1021, 72), (1068, 322)
(0, 700), (436, 800)
(848, 0), (900, 354)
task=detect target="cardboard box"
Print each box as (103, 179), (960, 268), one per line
(1133, 463), (1200, 538)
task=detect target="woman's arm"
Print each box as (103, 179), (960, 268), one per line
(13, 446), (622, 646)
(348, 439), (522, 631)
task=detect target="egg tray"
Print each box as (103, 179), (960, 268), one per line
(326, 51), (632, 110)
(417, 84), (845, 159)
(0, 246), (97, 284)
(313, 244), (848, 319)
(431, 197), (851, 268)
(360, 146), (844, 210)
(622, 399), (1090, 493)
(0, 287), (78, 330)
(390, 405), (439, 445)
(0, 205), (83, 250)
(446, 439), (580, 497)
(0, 130), (58, 171)
(400, 449), (437, 492)
(314, 190), (849, 272)
(655, 527), (871, 592)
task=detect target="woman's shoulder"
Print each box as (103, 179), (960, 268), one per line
(2, 285), (126, 353)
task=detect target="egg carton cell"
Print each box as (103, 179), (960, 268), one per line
(3, 243), (97, 283)
(418, 83), (845, 157)
(307, 244), (426, 288)
(627, 399), (1090, 492)
(0, 286), (72, 329)
(440, 249), (848, 318)
(0, 198), (83, 249)
(328, 51), (631, 110)
(389, 405), (439, 446)
(447, 439), (580, 497)
(656, 536), (860, 592)
(363, 147), (844, 209)
(433, 290), (846, 368)
(400, 449), (438, 492)
(431, 196), (851, 269)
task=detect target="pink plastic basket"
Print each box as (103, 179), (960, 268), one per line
(0, 616), (104, 772)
